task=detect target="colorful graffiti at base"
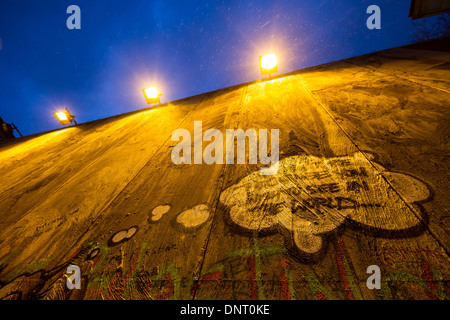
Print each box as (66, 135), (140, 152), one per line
(0, 236), (448, 300)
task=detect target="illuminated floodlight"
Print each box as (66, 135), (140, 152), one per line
(259, 53), (278, 77)
(55, 112), (68, 121)
(142, 86), (162, 105)
(54, 107), (77, 125)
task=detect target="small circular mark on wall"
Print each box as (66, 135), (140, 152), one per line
(150, 204), (171, 222)
(176, 204), (210, 230)
(87, 248), (100, 260)
(108, 226), (138, 247)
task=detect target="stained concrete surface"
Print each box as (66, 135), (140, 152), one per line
(0, 37), (449, 300)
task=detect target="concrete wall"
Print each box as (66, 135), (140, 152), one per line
(0, 38), (449, 300)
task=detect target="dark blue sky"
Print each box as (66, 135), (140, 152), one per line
(0, 0), (443, 136)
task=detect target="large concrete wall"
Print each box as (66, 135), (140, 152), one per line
(0, 37), (449, 300)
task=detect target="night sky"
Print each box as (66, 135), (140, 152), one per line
(0, 0), (444, 136)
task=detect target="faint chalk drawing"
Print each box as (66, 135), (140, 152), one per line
(219, 152), (430, 255)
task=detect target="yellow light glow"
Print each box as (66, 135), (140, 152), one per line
(55, 112), (68, 121)
(144, 87), (159, 99)
(260, 53), (277, 70)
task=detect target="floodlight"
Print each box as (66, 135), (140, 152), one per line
(142, 86), (162, 105)
(54, 107), (77, 125)
(259, 53), (278, 77)
(55, 112), (68, 121)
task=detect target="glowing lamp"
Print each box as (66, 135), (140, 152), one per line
(259, 53), (278, 77)
(55, 112), (68, 121)
(142, 86), (162, 105)
(54, 108), (77, 125)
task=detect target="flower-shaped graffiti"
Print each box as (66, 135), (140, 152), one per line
(219, 152), (429, 255)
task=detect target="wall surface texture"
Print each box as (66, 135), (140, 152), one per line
(0, 37), (449, 300)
